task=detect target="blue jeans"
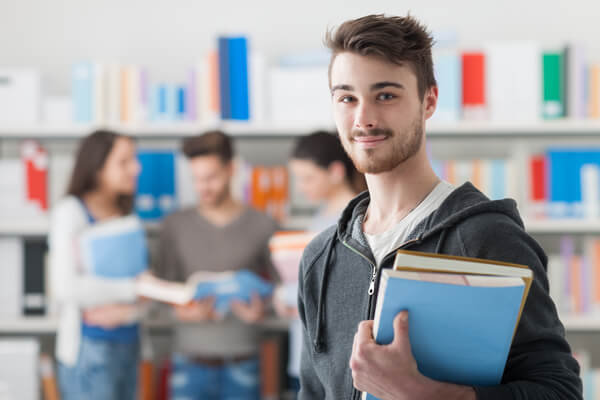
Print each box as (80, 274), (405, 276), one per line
(170, 353), (260, 400)
(58, 337), (139, 400)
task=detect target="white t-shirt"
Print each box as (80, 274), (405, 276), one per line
(365, 181), (455, 266)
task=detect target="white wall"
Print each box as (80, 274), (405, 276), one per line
(1, 0), (599, 94)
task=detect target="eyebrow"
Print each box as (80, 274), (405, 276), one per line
(330, 81), (405, 93)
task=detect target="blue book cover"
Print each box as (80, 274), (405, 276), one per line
(432, 51), (461, 122)
(547, 149), (600, 218)
(79, 215), (148, 278)
(176, 85), (186, 120)
(364, 251), (531, 400)
(228, 37), (250, 120)
(136, 151), (159, 220)
(490, 159), (506, 200)
(136, 150), (176, 220)
(157, 151), (176, 217)
(72, 62), (93, 122)
(194, 269), (273, 314)
(218, 37), (232, 119)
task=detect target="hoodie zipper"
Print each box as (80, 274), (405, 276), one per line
(342, 237), (421, 400)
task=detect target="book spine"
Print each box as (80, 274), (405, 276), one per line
(218, 37), (231, 120)
(72, 62), (93, 123)
(228, 37), (250, 120)
(23, 239), (47, 316)
(542, 51), (565, 119)
(461, 52), (486, 120)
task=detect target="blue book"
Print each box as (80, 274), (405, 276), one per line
(218, 37), (232, 119)
(176, 85), (186, 120)
(137, 269), (274, 314)
(194, 269), (273, 314)
(364, 250), (532, 400)
(431, 51), (461, 122)
(157, 151), (176, 217)
(79, 215), (148, 278)
(72, 62), (94, 123)
(136, 150), (176, 220)
(228, 37), (250, 120)
(136, 151), (159, 220)
(547, 149), (600, 218)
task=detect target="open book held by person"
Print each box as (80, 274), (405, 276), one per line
(135, 269), (273, 314)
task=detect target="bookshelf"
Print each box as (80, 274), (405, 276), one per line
(1, 120), (600, 139)
(0, 316), (290, 335)
(1, 314), (597, 334)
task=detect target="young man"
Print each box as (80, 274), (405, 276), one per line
(298, 15), (582, 400)
(153, 131), (278, 400)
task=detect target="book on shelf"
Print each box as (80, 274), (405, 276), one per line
(431, 49), (461, 122)
(136, 269), (274, 314)
(548, 236), (600, 316)
(363, 250), (532, 400)
(0, 68), (41, 124)
(461, 51), (486, 120)
(0, 339), (40, 400)
(572, 349), (600, 399)
(484, 41), (541, 122)
(542, 50), (565, 119)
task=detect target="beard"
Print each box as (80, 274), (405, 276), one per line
(343, 115), (424, 174)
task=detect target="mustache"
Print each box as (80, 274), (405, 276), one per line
(350, 128), (393, 139)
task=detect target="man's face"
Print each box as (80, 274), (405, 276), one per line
(189, 155), (233, 208)
(330, 52), (436, 174)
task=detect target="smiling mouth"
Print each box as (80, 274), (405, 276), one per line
(352, 135), (388, 147)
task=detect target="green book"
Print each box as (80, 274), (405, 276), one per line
(542, 51), (565, 119)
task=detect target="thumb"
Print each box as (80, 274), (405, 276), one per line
(391, 310), (412, 351)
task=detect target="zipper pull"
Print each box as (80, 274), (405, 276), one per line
(368, 268), (377, 295)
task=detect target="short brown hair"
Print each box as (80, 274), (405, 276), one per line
(182, 130), (234, 163)
(325, 14), (436, 100)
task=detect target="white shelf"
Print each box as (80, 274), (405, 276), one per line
(0, 315), (290, 334)
(0, 317), (58, 333)
(0, 219), (49, 236)
(0, 122), (336, 138)
(524, 219), (600, 234)
(560, 315), (600, 331)
(0, 314), (597, 334)
(4, 217), (600, 236)
(1, 119), (600, 138)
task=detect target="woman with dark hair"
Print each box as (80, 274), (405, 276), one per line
(289, 130), (365, 228)
(49, 130), (145, 399)
(275, 130), (364, 395)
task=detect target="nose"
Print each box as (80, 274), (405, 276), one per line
(354, 101), (378, 130)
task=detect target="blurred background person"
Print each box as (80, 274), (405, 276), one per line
(274, 130), (365, 395)
(153, 130), (279, 400)
(49, 130), (146, 400)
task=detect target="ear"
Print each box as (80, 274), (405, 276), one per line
(328, 161), (346, 184)
(224, 160), (235, 178)
(423, 86), (438, 120)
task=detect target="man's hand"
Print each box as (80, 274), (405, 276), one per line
(349, 311), (476, 400)
(173, 297), (220, 322)
(83, 304), (138, 329)
(231, 293), (267, 324)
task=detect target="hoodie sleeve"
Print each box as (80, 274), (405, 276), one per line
(457, 214), (583, 400)
(297, 253), (327, 400)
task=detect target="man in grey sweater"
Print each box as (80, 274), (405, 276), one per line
(298, 14), (582, 399)
(154, 131), (278, 400)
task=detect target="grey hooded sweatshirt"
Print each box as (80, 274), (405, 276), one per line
(298, 182), (582, 400)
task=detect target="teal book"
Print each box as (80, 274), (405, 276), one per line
(543, 51), (565, 119)
(363, 250), (532, 400)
